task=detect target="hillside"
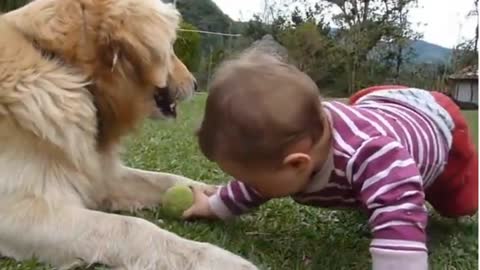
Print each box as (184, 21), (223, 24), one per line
(410, 40), (452, 63)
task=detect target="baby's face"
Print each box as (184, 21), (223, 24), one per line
(216, 157), (314, 198)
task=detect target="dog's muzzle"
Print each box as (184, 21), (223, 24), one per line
(153, 87), (176, 118)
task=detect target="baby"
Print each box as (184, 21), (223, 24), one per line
(184, 52), (478, 270)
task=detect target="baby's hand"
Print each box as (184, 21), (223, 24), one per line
(182, 186), (218, 220)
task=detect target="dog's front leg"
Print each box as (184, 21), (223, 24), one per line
(106, 166), (215, 211)
(0, 196), (256, 270)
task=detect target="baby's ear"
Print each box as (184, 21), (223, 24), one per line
(283, 153), (312, 172)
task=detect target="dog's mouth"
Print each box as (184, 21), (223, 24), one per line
(153, 87), (176, 118)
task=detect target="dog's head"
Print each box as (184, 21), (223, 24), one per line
(5, 0), (197, 148)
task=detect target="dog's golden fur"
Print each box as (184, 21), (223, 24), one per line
(0, 0), (257, 269)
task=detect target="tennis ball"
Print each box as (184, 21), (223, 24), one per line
(162, 185), (194, 218)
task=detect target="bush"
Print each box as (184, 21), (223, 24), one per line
(174, 22), (202, 72)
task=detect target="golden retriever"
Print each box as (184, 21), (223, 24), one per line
(0, 0), (257, 269)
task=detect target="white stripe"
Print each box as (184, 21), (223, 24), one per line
(357, 104), (414, 153)
(366, 176), (422, 206)
(324, 106), (355, 155)
(333, 148), (350, 158)
(325, 182), (351, 190)
(353, 141), (402, 183)
(395, 105), (442, 184)
(238, 182), (253, 202)
(332, 129), (355, 155)
(361, 159), (416, 191)
(343, 105), (387, 135)
(371, 239), (427, 250)
(345, 140), (366, 183)
(367, 104), (426, 164)
(227, 184), (248, 211)
(372, 221), (420, 232)
(334, 168), (346, 177)
(386, 103), (436, 182)
(325, 103), (370, 140)
(417, 113), (440, 185)
(391, 102), (447, 187)
(363, 109), (400, 141)
(369, 203), (422, 223)
(401, 190), (424, 199)
(381, 105), (430, 170)
(365, 89), (454, 146)
(369, 191), (424, 209)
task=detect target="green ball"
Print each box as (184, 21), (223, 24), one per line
(162, 185), (194, 218)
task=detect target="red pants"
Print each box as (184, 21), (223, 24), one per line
(350, 85), (478, 217)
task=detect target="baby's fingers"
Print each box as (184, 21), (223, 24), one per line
(182, 186), (209, 220)
(182, 205), (196, 220)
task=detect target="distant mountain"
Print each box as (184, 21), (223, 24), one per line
(409, 40), (452, 64)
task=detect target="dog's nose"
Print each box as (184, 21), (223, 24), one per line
(194, 81), (199, 92)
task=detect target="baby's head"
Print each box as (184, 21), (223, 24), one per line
(197, 52), (329, 198)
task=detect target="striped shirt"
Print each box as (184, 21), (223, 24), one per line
(208, 88), (454, 270)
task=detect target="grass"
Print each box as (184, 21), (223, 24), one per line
(464, 110), (478, 147)
(1, 94), (478, 270)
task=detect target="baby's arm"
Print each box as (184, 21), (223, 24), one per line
(348, 136), (428, 270)
(209, 180), (269, 219)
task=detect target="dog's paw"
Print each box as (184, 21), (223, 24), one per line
(194, 243), (258, 270)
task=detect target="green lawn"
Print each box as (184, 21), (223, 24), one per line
(464, 110), (478, 147)
(0, 94), (478, 270)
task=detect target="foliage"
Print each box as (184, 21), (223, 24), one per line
(451, 40), (479, 72)
(174, 22), (202, 72)
(0, 0), (29, 12)
(450, 1), (479, 72)
(325, 0), (421, 92)
(175, 0), (245, 54)
(279, 22), (346, 91)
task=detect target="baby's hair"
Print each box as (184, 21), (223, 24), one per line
(197, 50), (324, 167)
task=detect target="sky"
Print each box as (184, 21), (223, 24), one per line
(212, 0), (478, 49)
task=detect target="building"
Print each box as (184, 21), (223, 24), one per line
(448, 66), (478, 106)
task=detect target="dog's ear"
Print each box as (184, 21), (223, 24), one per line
(93, 1), (180, 85)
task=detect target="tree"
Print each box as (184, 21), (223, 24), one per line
(174, 22), (202, 72)
(280, 22), (343, 87)
(470, 0), (479, 52)
(452, 40), (478, 71)
(450, 0), (479, 72)
(324, 0), (419, 93)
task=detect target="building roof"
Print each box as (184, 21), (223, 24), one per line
(448, 65), (478, 80)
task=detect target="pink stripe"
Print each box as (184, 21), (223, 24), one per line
(358, 103), (419, 156)
(363, 183), (424, 209)
(358, 108), (399, 140)
(359, 169), (422, 204)
(373, 224), (426, 243)
(370, 206), (427, 230)
(325, 103), (364, 151)
(230, 181), (266, 208)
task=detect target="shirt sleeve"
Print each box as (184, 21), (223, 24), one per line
(208, 180), (269, 220)
(347, 136), (428, 270)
